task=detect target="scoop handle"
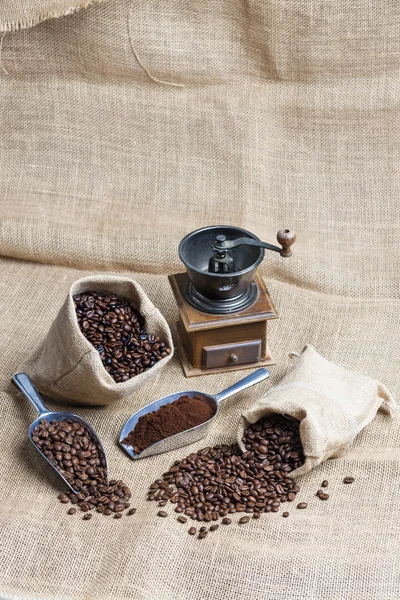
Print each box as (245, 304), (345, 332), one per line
(12, 373), (49, 416)
(214, 368), (270, 404)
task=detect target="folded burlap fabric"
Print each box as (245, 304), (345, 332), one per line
(238, 344), (396, 477)
(20, 275), (173, 405)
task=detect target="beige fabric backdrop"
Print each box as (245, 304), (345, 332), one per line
(0, 1), (399, 599)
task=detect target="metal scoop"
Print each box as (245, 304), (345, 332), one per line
(12, 373), (108, 493)
(119, 368), (270, 459)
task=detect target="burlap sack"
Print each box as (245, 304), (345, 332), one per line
(21, 275), (174, 405)
(238, 345), (396, 477)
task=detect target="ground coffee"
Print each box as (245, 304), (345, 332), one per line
(32, 418), (134, 520)
(122, 395), (215, 454)
(74, 291), (171, 383)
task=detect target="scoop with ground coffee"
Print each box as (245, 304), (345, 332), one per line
(122, 395), (215, 454)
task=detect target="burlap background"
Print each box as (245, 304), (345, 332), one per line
(0, 1), (399, 599)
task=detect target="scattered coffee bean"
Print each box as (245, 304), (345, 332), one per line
(73, 291), (171, 384)
(318, 493), (329, 500)
(282, 512), (289, 518)
(343, 477), (355, 484)
(127, 508), (137, 515)
(67, 508), (76, 515)
(222, 518), (232, 525)
(209, 524), (219, 531)
(253, 513), (261, 519)
(104, 509), (112, 515)
(83, 513), (92, 520)
(321, 480), (329, 488)
(198, 531), (208, 539)
(177, 516), (187, 524)
(199, 526), (207, 532)
(114, 513), (123, 519)
(60, 497), (70, 504)
(188, 527), (197, 535)
(157, 511), (168, 517)
(148, 414), (304, 528)
(297, 503), (308, 509)
(239, 516), (250, 524)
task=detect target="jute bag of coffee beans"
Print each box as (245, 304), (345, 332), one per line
(238, 344), (396, 477)
(21, 275), (174, 405)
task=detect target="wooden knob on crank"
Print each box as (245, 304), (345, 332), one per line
(277, 229), (296, 257)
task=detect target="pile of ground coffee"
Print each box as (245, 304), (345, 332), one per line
(122, 395), (215, 454)
(147, 414), (304, 523)
(74, 291), (171, 383)
(32, 418), (134, 519)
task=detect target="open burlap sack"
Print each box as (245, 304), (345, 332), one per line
(238, 345), (396, 477)
(21, 275), (174, 405)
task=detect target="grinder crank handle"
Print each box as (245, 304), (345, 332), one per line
(214, 230), (296, 257)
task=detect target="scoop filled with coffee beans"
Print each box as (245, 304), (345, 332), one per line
(13, 373), (133, 519)
(74, 291), (172, 383)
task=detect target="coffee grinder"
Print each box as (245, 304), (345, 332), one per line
(169, 226), (295, 377)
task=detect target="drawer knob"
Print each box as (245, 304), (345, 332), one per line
(229, 353), (239, 363)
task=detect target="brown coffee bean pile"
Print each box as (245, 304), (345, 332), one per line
(32, 418), (133, 519)
(73, 291), (171, 383)
(148, 414), (304, 527)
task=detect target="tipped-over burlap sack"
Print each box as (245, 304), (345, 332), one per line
(238, 344), (396, 477)
(20, 275), (173, 405)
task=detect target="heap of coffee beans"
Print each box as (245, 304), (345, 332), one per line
(32, 418), (133, 519)
(147, 414), (304, 524)
(73, 291), (171, 383)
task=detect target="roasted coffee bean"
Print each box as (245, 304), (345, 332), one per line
(60, 497), (70, 504)
(103, 509), (112, 516)
(297, 502), (308, 509)
(282, 512), (289, 518)
(222, 517), (232, 525)
(199, 526), (207, 532)
(157, 511), (168, 517)
(239, 516), (250, 524)
(177, 516), (187, 524)
(114, 513), (123, 519)
(253, 513), (261, 519)
(318, 493), (329, 500)
(67, 508), (76, 515)
(209, 524), (219, 531)
(83, 513), (92, 520)
(73, 291), (171, 383)
(198, 531), (208, 539)
(188, 527), (197, 535)
(321, 480), (329, 488)
(343, 477), (355, 484)
(128, 508), (137, 515)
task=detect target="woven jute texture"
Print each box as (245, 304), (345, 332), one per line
(0, 0), (400, 599)
(22, 275), (173, 405)
(237, 344), (397, 477)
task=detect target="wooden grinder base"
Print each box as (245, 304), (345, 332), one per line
(169, 272), (278, 378)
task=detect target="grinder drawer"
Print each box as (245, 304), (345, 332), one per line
(202, 340), (262, 370)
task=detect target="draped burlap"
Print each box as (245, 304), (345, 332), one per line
(0, 1), (399, 599)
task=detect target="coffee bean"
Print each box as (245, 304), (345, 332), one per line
(188, 527), (197, 535)
(83, 513), (92, 520)
(297, 503), (307, 509)
(282, 512), (289, 517)
(199, 526), (207, 532)
(253, 513), (261, 519)
(321, 480), (329, 488)
(114, 513), (123, 519)
(222, 517), (232, 525)
(157, 511), (168, 517)
(343, 477), (355, 484)
(60, 497), (70, 504)
(74, 291), (171, 383)
(198, 531), (208, 539)
(127, 508), (137, 515)
(177, 516), (187, 524)
(209, 524), (219, 531)
(318, 493), (329, 500)
(239, 516), (250, 524)
(67, 508), (76, 515)
(104, 509), (112, 515)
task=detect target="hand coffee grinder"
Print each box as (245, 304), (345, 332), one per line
(169, 226), (295, 377)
